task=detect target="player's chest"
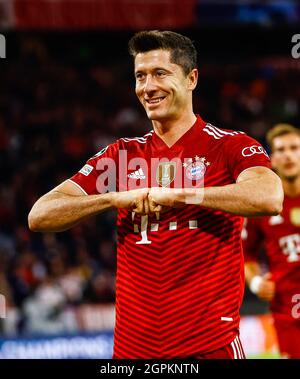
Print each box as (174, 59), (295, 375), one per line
(121, 144), (229, 189)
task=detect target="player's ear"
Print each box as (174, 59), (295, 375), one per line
(187, 69), (198, 90)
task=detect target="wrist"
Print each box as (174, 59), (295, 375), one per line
(108, 191), (118, 209)
(249, 275), (263, 294)
(175, 188), (204, 205)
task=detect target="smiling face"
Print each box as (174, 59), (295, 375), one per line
(134, 49), (197, 123)
(271, 133), (300, 181)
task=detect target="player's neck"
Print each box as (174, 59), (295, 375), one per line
(152, 112), (197, 148)
(282, 176), (300, 197)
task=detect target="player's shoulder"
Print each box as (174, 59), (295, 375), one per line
(87, 130), (154, 164)
(202, 123), (263, 155)
(202, 122), (247, 142)
(91, 140), (119, 159)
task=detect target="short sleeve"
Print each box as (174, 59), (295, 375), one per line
(224, 134), (271, 181)
(69, 142), (119, 195)
(242, 217), (264, 263)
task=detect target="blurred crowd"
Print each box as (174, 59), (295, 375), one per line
(0, 35), (299, 335)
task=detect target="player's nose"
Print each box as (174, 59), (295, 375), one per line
(284, 150), (295, 160)
(143, 74), (158, 93)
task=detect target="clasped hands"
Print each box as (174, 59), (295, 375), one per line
(112, 187), (204, 215)
(112, 187), (184, 215)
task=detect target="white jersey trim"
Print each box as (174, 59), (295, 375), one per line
(67, 179), (88, 196)
(208, 123), (245, 136)
(230, 336), (244, 359)
(205, 124), (227, 138)
(93, 145), (109, 158)
(231, 339), (238, 359)
(121, 131), (154, 144)
(203, 123), (245, 140)
(236, 337), (245, 359)
(203, 126), (221, 139)
(221, 317), (233, 321)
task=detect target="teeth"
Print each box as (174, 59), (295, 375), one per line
(148, 97), (164, 104)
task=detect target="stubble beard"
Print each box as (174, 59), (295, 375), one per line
(281, 169), (300, 183)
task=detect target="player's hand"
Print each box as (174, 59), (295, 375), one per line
(256, 273), (275, 302)
(148, 187), (182, 212)
(111, 188), (150, 214)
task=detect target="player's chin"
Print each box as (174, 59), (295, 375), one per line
(283, 170), (300, 181)
(144, 103), (162, 117)
(146, 111), (162, 120)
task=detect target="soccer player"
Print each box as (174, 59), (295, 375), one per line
(28, 31), (283, 359)
(244, 124), (300, 358)
(243, 124), (300, 359)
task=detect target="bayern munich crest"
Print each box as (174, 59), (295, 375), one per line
(183, 156), (210, 180)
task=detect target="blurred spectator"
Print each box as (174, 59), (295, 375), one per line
(23, 276), (68, 335)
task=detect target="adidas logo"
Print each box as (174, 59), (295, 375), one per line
(128, 168), (146, 179)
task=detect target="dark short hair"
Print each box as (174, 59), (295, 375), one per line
(128, 30), (197, 76)
(266, 123), (300, 150)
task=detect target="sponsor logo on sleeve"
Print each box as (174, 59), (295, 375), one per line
(79, 164), (94, 176)
(242, 145), (269, 158)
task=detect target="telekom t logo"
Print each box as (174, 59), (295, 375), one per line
(279, 234), (300, 262)
(0, 34), (6, 58)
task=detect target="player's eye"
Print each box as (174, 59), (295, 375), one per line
(156, 70), (166, 78)
(135, 73), (145, 81)
(291, 145), (300, 151)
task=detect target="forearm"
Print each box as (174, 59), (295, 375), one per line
(175, 177), (282, 216)
(28, 191), (114, 232)
(202, 180), (279, 216)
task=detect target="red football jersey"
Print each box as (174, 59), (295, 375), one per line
(70, 116), (271, 358)
(243, 195), (300, 321)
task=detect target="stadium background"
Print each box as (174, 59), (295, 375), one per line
(0, 0), (299, 359)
